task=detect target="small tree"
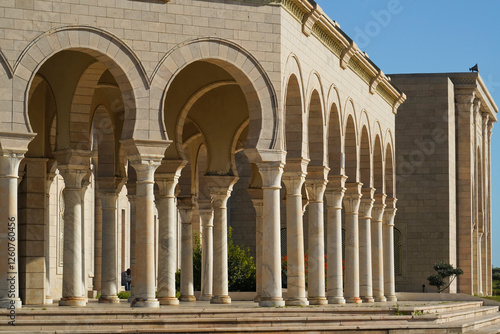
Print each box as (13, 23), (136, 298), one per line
(427, 262), (463, 293)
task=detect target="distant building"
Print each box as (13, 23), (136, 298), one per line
(391, 73), (497, 294)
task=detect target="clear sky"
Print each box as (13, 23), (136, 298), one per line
(315, 0), (500, 267)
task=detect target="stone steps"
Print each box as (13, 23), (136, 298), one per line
(1, 301), (498, 333)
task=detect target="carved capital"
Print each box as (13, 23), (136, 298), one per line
(343, 182), (363, 214)
(455, 90), (476, 113)
(156, 160), (186, 197)
(177, 196), (195, 224)
(359, 188), (375, 218)
(256, 161), (284, 189)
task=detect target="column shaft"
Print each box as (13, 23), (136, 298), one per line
(359, 188), (375, 303)
(371, 194), (386, 302)
(179, 200), (195, 302)
(343, 183), (362, 304)
(157, 170), (182, 306)
(0, 153), (25, 308)
(257, 162), (285, 307)
(305, 173), (328, 306)
(383, 198), (397, 301)
(282, 170), (308, 306)
(199, 207), (214, 301)
(251, 197), (263, 302)
(325, 176), (347, 304)
(58, 165), (88, 307)
(98, 193), (119, 303)
(130, 163), (160, 308)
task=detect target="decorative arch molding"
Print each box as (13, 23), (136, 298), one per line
(342, 98), (358, 139)
(305, 71), (326, 123)
(13, 25), (149, 140)
(283, 53), (305, 112)
(151, 37), (281, 160)
(384, 134), (396, 197)
(358, 110), (372, 153)
(326, 84), (343, 131)
(0, 49), (13, 79)
(326, 85), (344, 174)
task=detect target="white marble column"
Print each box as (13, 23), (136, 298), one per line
(371, 193), (386, 302)
(383, 197), (397, 302)
(125, 180), (136, 301)
(343, 182), (362, 304)
(45, 168), (56, 305)
(206, 176), (238, 304)
(305, 167), (328, 305)
(359, 188), (375, 303)
(256, 162), (285, 307)
(0, 151), (28, 308)
(156, 163), (183, 306)
(199, 200), (214, 301)
(282, 163), (308, 306)
(178, 197), (196, 302)
(98, 192), (119, 303)
(55, 150), (91, 307)
(129, 161), (161, 308)
(248, 188), (263, 302)
(325, 175), (347, 304)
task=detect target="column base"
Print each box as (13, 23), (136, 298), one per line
(308, 297), (328, 305)
(130, 298), (160, 308)
(179, 295), (196, 302)
(374, 296), (387, 302)
(254, 295), (262, 302)
(158, 297), (180, 305)
(199, 294), (213, 301)
(285, 297), (309, 306)
(327, 296), (346, 304)
(385, 295), (397, 302)
(259, 297), (284, 307)
(45, 297), (53, 305)
(362, 296), (375, 303)
(0, 298), (22, 309)
(59, 297), (87, 306)
(210, 295), (231, 304)
(99, 295), (120, 304)
(346, 297), (363, 304)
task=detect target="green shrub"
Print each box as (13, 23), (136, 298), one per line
(427, 262), (463, 293)
(227, 227), (256, 291)
(117, 291), (130, 299)
(176, 227), (257, 293)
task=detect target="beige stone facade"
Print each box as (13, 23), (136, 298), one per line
(391, 73), (497, 295)
(0, 0), (493, 309)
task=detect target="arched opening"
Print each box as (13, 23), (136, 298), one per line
(359, 126), (371, 187)
(285, 74), (305, 160)
(385, 143), (395, 198)
(328, 103), (342, 175)
(345, 115), (358, 183)
(373, 136), (383, 194)
(17, 47), (136, 304)
(308, 90), (325, 167)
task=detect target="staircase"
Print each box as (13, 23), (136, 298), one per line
(1, 300), (499, 333)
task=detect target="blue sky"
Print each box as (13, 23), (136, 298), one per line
(315, 0), (500, 267)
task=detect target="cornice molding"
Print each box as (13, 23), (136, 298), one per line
(280, 0), (404, 112)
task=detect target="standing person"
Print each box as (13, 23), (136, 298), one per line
(122, 269), (131, 291)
